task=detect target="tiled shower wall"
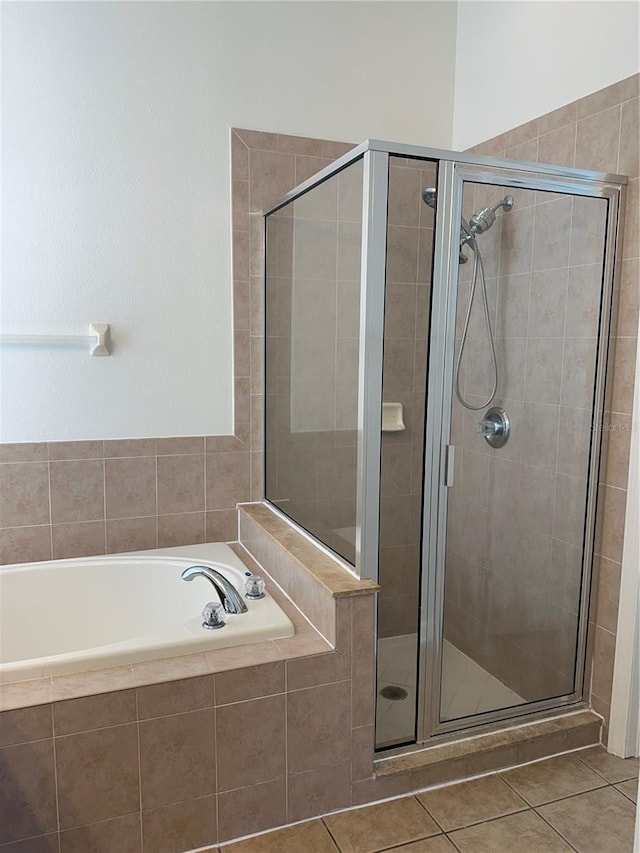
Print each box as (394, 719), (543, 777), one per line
(0, 75), (637, 737)
(444, 182), (609, 702)
(466, 74), (639, 734)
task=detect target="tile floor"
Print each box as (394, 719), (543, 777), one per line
(376, 635), (524, 746)
(208, 746), (638, 853)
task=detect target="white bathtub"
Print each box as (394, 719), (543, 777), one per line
(0, 542), (294, 683)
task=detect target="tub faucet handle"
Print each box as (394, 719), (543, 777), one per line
(202, 601), (226, 630)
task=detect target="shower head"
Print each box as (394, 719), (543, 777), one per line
(469, 195), (514, 235)
(422, 187), (437, 209)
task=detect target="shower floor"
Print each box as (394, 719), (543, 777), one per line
(376, 634), (524, 746)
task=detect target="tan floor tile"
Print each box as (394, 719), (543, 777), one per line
(323, 797), (440, 853)
(221, 819), (337, 852)
(417, 775), (528, 831)
(576, 745), (640, 782)
(390, 837), (458, 852)
(448, 810), (574, 853)
(538, 786), (635, 853)
(615, 778), (638, 803)
(501, 754), (606, 805)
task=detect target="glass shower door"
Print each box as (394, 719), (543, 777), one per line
(434, 171), (613, 729)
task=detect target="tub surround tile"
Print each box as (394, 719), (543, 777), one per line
(216, 694), (285, 791)
(59, 813), (142, 853)
(217, 777), (287, 844)
(105, 457), (157, 519)
(0, 704), (53, 747)
(51, 665), (138, 703)
(0, 679), (53, 713)
(287, 680), (351, 775)
(139, 708), (215, 809)
(286, 760), (352, 823)
(0, 462), (50, 528)
(137, 675), (213, 720)
(205, 509), (238, 542)
(48, 441), (104, 462)
(157, 511), (206, 547)
(0, 525), (52, 564)
(51, 520), (106, 559)
(52, 690), (137, 735)
(49, 459), (105, 523)
(106, 516), (158, 553)
(0, 834), (61, 853)
(0, 739), (58, 844)
(214, 661), (284, 705)
(55, 723), (140, 828)
(0, 443), (48, 464)
(142, 796), (216, 853)
(157, 454), (205, 514)
(103, 439), (157, 458)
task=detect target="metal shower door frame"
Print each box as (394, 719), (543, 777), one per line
(419, 159), (626, 743)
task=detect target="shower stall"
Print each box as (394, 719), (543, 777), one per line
(262, 141), (625, 751)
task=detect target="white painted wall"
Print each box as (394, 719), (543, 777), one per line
(1, 1), (457, 441)
(453, 1), (640, 149)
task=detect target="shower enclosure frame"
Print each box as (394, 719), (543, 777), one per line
(262, 139), (627, 748)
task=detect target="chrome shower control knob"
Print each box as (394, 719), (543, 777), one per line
(202, 601), (226, 629)
(245, 575), (265, 599)
(477, 407), (510, 449)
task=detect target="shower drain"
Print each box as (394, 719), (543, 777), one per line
(379, 685), (408, 701)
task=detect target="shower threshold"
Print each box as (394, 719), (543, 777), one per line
(377, 634), (524, 748)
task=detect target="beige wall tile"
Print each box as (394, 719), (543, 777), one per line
(619, 97), (640, 178)
(56, 723), (139, 829)
(622, 177), (639, 259)
(577, 74), (639, 119)
(231, 130), (249, 179)
(106, 516), (157, 553)
(287, 681), (351, 774)
(52, 520), (106, 559)
(137, 676), (213, 720)
(59, 813), (141, 853)
(575, 105), (622, 174)
(215, 661), (284, 705)
(0, 704), (52, 748)
(206, 451), (250, 511)
(205, 509), (237, 542)
(157, 511), (205, 547)
(217, 777), (286, 843)
(287, 760), (351, 823)
(53, 690), (136, 736)
(49, 460), (104, 523)
(538, 123), (576, 167)
(142, 796), (216, 853)
(0, 739), (57, 844)
(139, 709), (215, 809)
(217, 694), (285, 791)
(103, 439), (156, 458)
(0, 525), (52, 564)
(0, 462), (50, 528)
(249, 149), (296, 213)
(610, 337), (637, 415)
(105, 457), (156, 519)
(48, 441), (104, 461)
(0, 443), (48, 464)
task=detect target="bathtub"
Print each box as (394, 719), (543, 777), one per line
(0, 542), (294, 683)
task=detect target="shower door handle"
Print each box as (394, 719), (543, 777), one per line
(444, 445), (456, 488)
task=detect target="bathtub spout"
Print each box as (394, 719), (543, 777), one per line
(181, 565), (248, 614)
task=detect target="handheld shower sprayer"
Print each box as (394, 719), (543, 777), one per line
(420, 186), (515, 411)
